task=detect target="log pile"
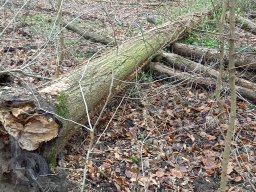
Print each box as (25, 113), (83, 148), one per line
(151, 51), (256, 104)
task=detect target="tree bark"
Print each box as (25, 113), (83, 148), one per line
(171, 43), (256, 70)
(220, 0), (237, 190)
(215, 0), (228, 115)
(56, 0), (64, 78)
(0, 8), (217, 159)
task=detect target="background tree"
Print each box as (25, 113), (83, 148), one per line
(220, 0), (237, 191)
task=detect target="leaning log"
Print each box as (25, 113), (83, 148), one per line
(171, 43), (256, 70)
(0, 9), (216, 160)
(150, 62), (256, 104)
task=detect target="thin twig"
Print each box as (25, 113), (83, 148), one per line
(0, 69), (52, 80)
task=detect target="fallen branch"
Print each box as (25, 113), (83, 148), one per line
(0, 69), (51, 80)
(62, 21), (114, 45)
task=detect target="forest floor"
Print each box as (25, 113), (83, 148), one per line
(0, 0), (256, 191)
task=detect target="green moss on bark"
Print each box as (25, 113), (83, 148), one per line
(55, 92), (69, 118)
(48, 147), (57, 168)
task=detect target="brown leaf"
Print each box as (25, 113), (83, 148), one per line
(207, 134), (216, 140)
(114, 152), (121, 160)
(234, 176), (242, 182)
(237, 153), (249, 161)
(197, 104), (207, 111)
(171, 169), (183, 178)
(138, 176), (157, 186)
(155, 169), (165, 177)
(125, 170), (133, 178)
(228, 186), (243, 192)
(220, 124), (229, 130)
(227, 162), (234, 174)
(166, 109), (174, 117)
(184, 107), (191, 113)
(202, 156), (218, 172)
(238, 102), (247, 110)
(198, 93), (206, 99)
(114, 176), (126, 186)
(188, 134), (195, 142)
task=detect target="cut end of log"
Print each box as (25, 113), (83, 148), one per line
(0, 86), (60, 151)
(39, 80), (69, 96)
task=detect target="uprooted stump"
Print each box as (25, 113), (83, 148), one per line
(0, 86), (60, 151)
(0, 118), (74, 192)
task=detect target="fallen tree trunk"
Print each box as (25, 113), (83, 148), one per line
(150, 62), (217, 87)
(159, 52), (256, 92)
(248, 11), (256, 19)
(150, 62), (256, 104)
(62, 21), (114, 45)
(0, 8), (216, 160)
(234, 14), (256, 35)
(171, 43), (256, 70)
(150, 62), (217, 88)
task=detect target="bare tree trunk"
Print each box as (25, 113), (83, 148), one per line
(151, 62), (255, 104)
(55, 0), (64, 78)
(44, 11), (214, 159)
(220, 0), (237, 191)
(215, 0), (228, 118)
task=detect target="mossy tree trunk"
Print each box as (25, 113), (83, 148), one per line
(42, 10), (214, 158)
